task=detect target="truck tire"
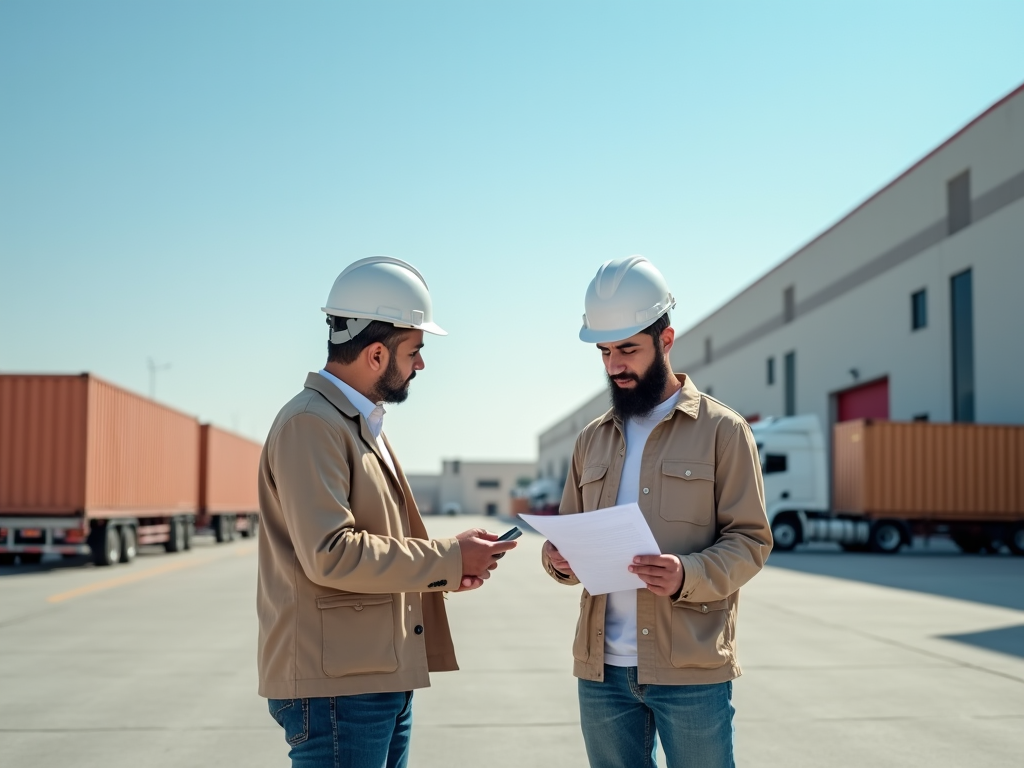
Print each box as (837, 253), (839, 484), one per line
(183, 517), (194, 551)
(165, 516), (186, 553)
(92, 525), (121, 567)
(215, 514), (235, 544)
(1008, 524), (1024, 557)
(869, 520), (904, 554)
(119, 526), (137, 563)
(771, 514), (801, 552)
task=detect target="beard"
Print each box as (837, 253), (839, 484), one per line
(372, 353), (416, 404)
(607, 355), (670, 420)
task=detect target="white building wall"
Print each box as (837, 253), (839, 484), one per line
(434, 460), (536, 517)
(537, 83), (1024, 497)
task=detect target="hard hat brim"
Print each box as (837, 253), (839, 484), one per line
(579, 320), (660, 344)
(321, 308), (447, 337)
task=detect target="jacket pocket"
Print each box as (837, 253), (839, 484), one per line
(669, 599), (733, 669)
(318, 593), (399, 677)
(659, 461), (714, 524)
(572, 590), (595, 662)
(579, 465), (608, 511)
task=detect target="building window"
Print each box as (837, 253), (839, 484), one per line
(784, 351), (796, 416)
(783, 286), (795, 323)
(913, 413), (929, 422)
(477, 479), (500, 489)
(767, 357), (775, 386)
(950, 269), (974, 422)
(947, 170), (971, 235)
(763, 454), (788, 474)
(911, 289), (927, 330)
(485, 503), (498, 516)
(704, 337), (712, 365)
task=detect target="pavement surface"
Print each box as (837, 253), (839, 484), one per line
(0, 517), (1022, 767)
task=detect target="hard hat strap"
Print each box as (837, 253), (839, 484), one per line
(329, 317), (373, 344)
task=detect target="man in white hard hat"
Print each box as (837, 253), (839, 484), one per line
(257, 257), (517, 768)
(541, 256), (772, 768)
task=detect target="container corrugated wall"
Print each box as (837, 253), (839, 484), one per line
(833, 420), (1024, 520)
(199, 424), (263, 513)
(0, 374), (199, 517)
(85, 377), (200, 515)
(0, 375), (90, 513)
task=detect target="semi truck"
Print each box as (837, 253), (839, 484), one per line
(0, 374), (263, 566)
(751, 415), (1024, 555)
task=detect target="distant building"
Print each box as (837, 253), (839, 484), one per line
(539, 82), (1024, 493)
(407, 460), (536, 517)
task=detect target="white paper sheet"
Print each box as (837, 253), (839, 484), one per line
(521, 504), (661, 595)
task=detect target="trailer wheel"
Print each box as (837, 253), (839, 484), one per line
(1008, 524), (1024, 557)
(215, 515), (235, 544)
(771, 514), (801, 552)
(0, 554), (15, 566)
(119, 526), (137, 563)
(183, 518), (194, 551)
(92, 525), (121, 566)
(165, 516), (186, 553)
(869, 521), (904, 554)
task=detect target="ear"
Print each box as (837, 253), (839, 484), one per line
(364, 342), (389, 373)
(661, 326), (675, 356)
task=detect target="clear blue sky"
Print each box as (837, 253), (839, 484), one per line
(2, 1), (1023, 472)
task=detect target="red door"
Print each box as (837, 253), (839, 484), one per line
(838, 378), (889, 421)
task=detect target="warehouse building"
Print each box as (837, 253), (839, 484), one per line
(407, 460), (536, 517)
(539, 82), (1024, 488)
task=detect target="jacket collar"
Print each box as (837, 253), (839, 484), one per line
(303, 373), (393, 472)
(598, 373), (701, 426)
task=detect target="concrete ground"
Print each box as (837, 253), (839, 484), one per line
(0, 516), (1021, 767)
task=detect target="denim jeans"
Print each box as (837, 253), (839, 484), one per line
(578, 666), (735, 768)
(268, 692), (413, 768)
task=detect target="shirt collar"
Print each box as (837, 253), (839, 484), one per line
(318, 369), (386, 438)
(599, 373), (702, 426)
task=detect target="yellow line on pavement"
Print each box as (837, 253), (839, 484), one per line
(47, 544), (256, 604)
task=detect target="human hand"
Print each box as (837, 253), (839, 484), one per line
(456, 528), (518, 579)
(629, 554), (684, 596)
(455, 575), (485, 592)
(543, 540), (575, 578)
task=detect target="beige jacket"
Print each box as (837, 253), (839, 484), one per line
(257, 373), (464, 699)
(541, 374), (772, 685)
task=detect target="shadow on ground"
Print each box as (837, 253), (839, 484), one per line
(766, 539), (1024, 611)
(940, 624), (1024, 659)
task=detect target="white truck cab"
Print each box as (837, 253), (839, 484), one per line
(750, 415), (870, 551)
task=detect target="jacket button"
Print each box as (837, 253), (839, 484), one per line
(642, 488), (650, 494)
(354, 605), (363, 611)
(701, 605), (708, 613)
(641, 628), (649, 635)
(685, 470), (692, 477)
(414, 625), (424, 635)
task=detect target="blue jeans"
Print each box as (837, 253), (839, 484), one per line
(268, 693), (413, 768)
(578, 666), (735, 768)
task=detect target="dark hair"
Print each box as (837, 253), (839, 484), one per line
(639, 312), (671, 349)
(326, 317), (408, 365)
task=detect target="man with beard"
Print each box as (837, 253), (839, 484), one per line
(541, 256), (772, 768)
(258, 257), (517, 768)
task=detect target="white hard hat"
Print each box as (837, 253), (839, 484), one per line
(579, 256), (675, 343)
(322, 257), (447, 344)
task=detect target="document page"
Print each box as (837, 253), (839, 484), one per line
(521, 504), (661, 595)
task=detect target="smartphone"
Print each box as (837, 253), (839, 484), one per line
(493, 526), (522, 558)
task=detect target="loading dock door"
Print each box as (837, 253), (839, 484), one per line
(838, 378), (890, 422)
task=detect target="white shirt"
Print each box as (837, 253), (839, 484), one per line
(604, 388), (681, 667)
(318, 369), (397, 475)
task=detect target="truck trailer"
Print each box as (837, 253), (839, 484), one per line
(0, 374), (200, 566)
(752, 416), (1024, 555)
(197, 423), (262, 543)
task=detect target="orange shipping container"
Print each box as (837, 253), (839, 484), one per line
(0, 374), (200, 518)
(833, 419), (1024, 521)
(199, 424), (263, 514)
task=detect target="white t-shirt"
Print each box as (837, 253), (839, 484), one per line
(604, 388), (681, 667)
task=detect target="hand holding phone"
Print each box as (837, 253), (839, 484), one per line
(493, 526), (522, 558)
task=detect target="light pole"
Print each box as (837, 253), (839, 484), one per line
(147, 358), (172, 400)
